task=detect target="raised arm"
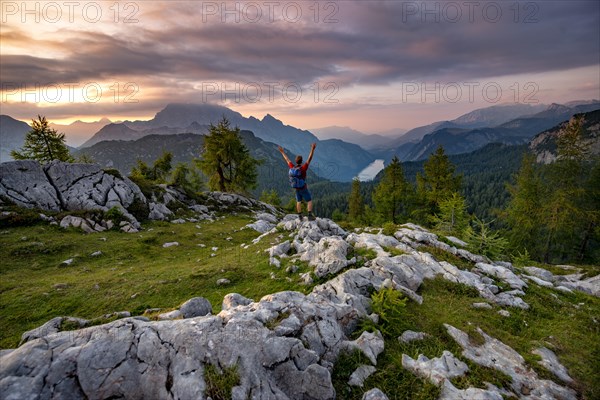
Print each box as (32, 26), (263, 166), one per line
(278, 146), (292, 165)
(307, 143), (316, 165)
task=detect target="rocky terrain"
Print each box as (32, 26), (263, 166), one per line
(0, 160), (598, 399)
(1, 210), (598, 399)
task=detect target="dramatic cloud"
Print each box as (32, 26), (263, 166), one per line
(1, 0), (599, 131)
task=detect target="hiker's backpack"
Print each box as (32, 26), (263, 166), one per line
(289, 166), (305, 189)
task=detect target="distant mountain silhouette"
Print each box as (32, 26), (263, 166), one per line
(50, 118), (112, 147)
(0, 115), (31, 163)
(310, 126), (398, 149)
(81, 103), (375, 181)
(380, 102), (600, 161)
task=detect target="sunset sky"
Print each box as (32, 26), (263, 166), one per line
(1, 0), (599, 134)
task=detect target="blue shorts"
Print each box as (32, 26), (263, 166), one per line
(295, 187), (312, 202)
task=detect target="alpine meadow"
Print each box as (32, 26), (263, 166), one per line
(1, 1), (599, 399)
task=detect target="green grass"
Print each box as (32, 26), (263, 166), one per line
(1, 212), (599, 399)
(331, 277), (600, 399)
(203, 363), (240, 400)
(0, 214), (310, 348)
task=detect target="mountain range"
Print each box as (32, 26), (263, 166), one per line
(50, 118), (113, 147)
(2, 100), (599, 175)
(310, 126), (403, 150)
(75, 131), (322, 197)
(80, 103), (375, 182)
(530, 109), (600, 163)
(373, 102), (600, 162)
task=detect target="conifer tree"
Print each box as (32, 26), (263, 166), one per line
(198, 117), (261, 193)
(415, 146), (461, 220)
(372, 156), (410, 223)
(431, 192), (469, 234)
(11, 115), (73, 163)
(503, 153), (544, 256)
(348, 178), (365, 222)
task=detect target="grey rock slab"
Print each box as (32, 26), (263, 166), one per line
(525, 275), (554, 288)
(341, 330), (384, 366)
(439, 380), (504, 400)
(472, 302), (493, 310)
(532, 347), (574, 384)
(475, 262), (527, 290)
(523, 266), (555, 282)
(398, 330), (430, 343)
(445, 324), (576, 399)
(348, 364), (376, 387)
(362, 388), (389, 400)
(401, 351), (469, 385)
(0, 160), (61, 211)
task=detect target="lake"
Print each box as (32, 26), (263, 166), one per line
(357, 159), (385, 181)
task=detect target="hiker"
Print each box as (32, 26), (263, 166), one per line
(278, 143), (317, 220)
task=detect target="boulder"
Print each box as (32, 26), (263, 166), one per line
(0, 160), (61, 211)
(179, 297), (212, 318)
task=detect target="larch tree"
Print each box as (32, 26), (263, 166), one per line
(11, 115), (73, 163)
(198, 117), (261, 193)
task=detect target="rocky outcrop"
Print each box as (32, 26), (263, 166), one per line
(445, 324), (577, 399)
(0, 217), (592, 399)
(0, 160), (62, 211)
(0, 160), (147, 226)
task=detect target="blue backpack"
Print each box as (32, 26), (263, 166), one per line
(289, 166), (305, 189)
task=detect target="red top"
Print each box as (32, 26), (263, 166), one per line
(288, 162), (309, 181)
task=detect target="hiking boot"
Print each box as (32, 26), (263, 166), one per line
(297, 213), (304, 221)
(308, 212), (316, 221)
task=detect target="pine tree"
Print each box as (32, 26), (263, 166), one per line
(541, 116), (588, 262)
(415, 146), (462, 220)
(503, 153), (544, 257)
(198, 117), (261, 193)
(348, 178), (365, 222)
(372, 156), (410, 223)
(11, 115), (73, 163)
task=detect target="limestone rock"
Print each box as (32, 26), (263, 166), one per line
(0, 160), (61, 211)
(439, 380), (503, 400)
(401, 351), (469, 385)
(348, 365), (376, 387)
(222, 293), (253, 310)
(179, 297), (212, 318)
(246, 219), (275, 233)
(162, 242), (179, 248)
(398, 330), (430, 343)
(341, 330), (384, 366)
(362, 388), (389, 400)
(472, 302), (493, 309)
(445, 324), (576, 399)
(475, 262), (527, 290)
(148, 202), (173, 220)
(532, 347), (574, 384)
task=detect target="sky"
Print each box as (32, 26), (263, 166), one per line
(1, 0), (599, 136)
